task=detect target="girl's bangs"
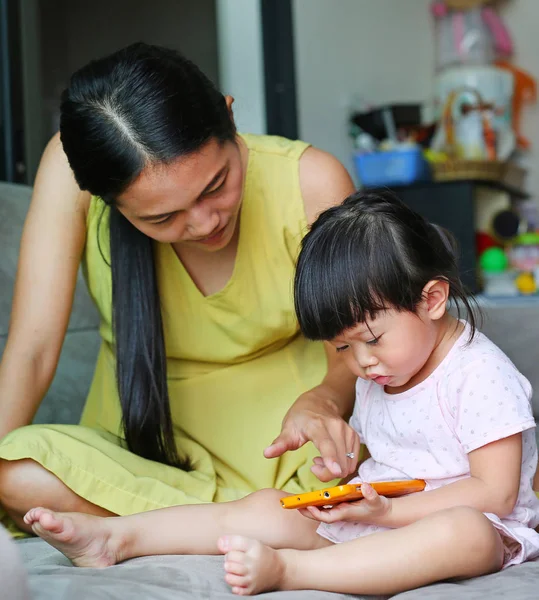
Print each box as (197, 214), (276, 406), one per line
(295, 228), (389, 340)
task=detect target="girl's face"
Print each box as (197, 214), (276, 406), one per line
(115, 136), (245, 251)
(328, 300), (449, 394)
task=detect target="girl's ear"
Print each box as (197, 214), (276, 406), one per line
(422, 279), (449, 321)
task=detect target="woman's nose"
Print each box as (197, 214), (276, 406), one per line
(187, 203), (219, 238)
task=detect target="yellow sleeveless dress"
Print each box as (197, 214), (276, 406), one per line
(0, 134), (328, 535)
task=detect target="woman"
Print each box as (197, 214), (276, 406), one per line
(0, 43), (359, 534)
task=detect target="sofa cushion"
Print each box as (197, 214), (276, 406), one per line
(17, 538), (539, 600)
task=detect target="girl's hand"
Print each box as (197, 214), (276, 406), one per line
(298, 483), (392, 526)
(264, 390), (360, 481)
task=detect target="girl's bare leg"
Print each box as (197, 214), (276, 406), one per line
(0, 459), (114, 533)
(220, 506), (504, 595)
(23, 489), (329, 568)
(23, 496), (504, 596)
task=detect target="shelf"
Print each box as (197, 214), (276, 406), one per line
(474, 294), (539, 308)
(381, 179), (529, 200)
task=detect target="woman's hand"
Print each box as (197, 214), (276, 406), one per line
(264, 339), (358, 481)
(264, 386), (360, 481)
(299, 483), (392, 526)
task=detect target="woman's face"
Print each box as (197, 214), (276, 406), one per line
(115, 137), (245, 251)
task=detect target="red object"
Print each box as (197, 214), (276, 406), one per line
(495, 60), (537, 150)
(481, 114), (497, 160)
(476, 232), (500, 256)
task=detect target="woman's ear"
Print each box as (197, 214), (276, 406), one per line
(224, 95), (235, 122)
(422, 279), (449, 321)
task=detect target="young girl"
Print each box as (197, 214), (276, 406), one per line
(24, 192), (539, 596)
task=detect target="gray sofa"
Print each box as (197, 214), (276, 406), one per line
(1, 181), (539, 599)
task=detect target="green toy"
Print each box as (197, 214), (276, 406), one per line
(514, 232), (539, 246)
(479, 247), (508, 273)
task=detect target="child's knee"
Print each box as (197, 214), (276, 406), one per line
(225, 489), (319, 549)
(436, 506), (487, 540)
(437, 507), (503, 572)
(222, 488), (285, 530)
(240, 488), (285, 510)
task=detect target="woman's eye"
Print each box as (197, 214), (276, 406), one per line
(205, 178), (226, 196)
(153, 214), (174, 225)
(336, 345), (349, 353)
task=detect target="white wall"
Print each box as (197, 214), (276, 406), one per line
(292, 0), (434, 178)
(216, 0), (266, 134)
(499, 0), (539, 202)
(292, 0), (539, 199)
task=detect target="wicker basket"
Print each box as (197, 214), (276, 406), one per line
(443, 0), (492, 10)
(432, 159), (525, 190)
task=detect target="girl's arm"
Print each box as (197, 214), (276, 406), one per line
(304, 433), (524, 526)
(380, 433), (522, 527)
(0, 133), (90, 438)
(375, 358), (533, 527)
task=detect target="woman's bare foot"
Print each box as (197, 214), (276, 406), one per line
(218, 535), (291, 596)
(23, 507), (121, 568)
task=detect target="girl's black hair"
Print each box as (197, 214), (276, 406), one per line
(295, 191), (477, 341)
(59, 43), (236, 468)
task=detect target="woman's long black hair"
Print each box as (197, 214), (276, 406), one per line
(60, 43), (236, 468)
(294, 191), (477, 341)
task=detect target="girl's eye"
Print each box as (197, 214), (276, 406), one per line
(367, 337), (380, 346)
(336, 345), (349, 353)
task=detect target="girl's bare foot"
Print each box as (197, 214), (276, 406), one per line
(218, 535), (290, 596)
(24, 507), (121, 568)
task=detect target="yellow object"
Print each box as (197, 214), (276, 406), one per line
(281, 480), (426, 509)
(423, 149), (448, 164)
(444, 1), (493, 12)
(515, 272), (537, 295)
(0, 134), (330, 536)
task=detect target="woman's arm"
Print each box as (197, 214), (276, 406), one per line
(265, 147), (359, 480)
(0, 133), (90, 438)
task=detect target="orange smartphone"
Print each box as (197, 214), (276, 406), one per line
(280, 479), (426, 509)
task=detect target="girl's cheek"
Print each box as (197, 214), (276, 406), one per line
(346, 356), (364, 378)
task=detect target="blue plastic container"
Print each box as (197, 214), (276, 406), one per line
(353, 148), (431, 188)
